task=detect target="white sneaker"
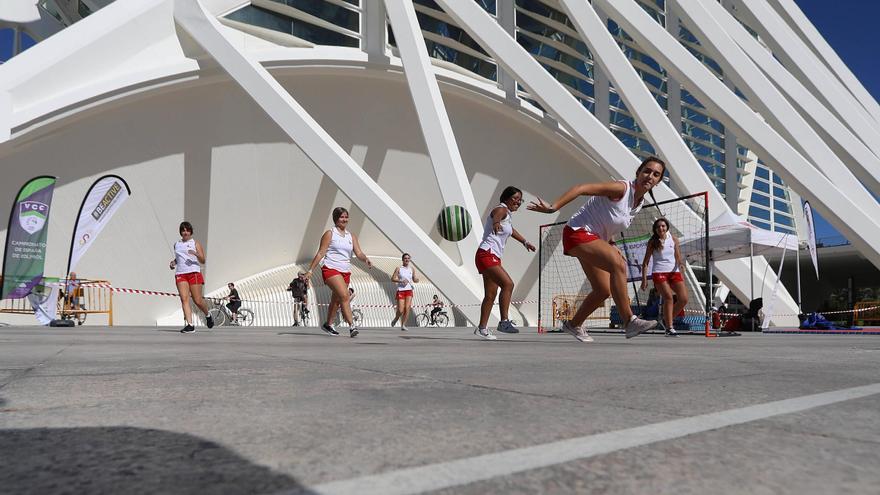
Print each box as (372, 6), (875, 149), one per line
(561, 320), (594, 342)
(497, 320), (519, 334)
(625, 317), (657, 339)
(474, 327), (497, 340)
(665, 327), (678, 337)
(401, 325), (408, 332)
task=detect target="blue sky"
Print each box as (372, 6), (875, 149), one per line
(2, 2), (877, 241)
(791, 1), (880, 242)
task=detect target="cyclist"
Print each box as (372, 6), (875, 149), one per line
(287, 272), (310, 326)
(62, 272), (83, 314)
(430, 294), (444, 325)
(225, 282), (242, 324)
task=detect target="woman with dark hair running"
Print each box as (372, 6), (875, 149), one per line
(391, 253), (419, 331)
(306, 207), (372, 338)
(528, 157), (666, 342)
(169, 221), (212, 333)
(474, 186), (536, 340)
(640, 218), (687, 337)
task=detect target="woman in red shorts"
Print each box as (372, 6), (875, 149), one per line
(640, 218), (688, 337)
(474, 186), (536, 340)
(169, 221), (212, 333)
(306, 207), (372, 338)
(528, 157), (665, 342)
(390, 253), (419, 331)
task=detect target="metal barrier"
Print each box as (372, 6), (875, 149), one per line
(854, 301), (880, 326)
(0, 278), (114, 325)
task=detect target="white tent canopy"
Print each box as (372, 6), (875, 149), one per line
(682, 210), (799, 262)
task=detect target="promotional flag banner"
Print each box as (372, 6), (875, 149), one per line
(27, 278), (60, 325)
(1, 176), (57, 299)
(803, 201), (819, 279)
(67, 175), (131, 273)
(617, 233), (651, 283)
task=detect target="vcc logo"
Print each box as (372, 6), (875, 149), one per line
(19, 201), (48, 235)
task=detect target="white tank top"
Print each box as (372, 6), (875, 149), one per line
(397, 265), (414, 291)
(567, 180), (643, 241)
(651, 235), (677, 273)
(478, 203), (512, 257)
(322, 228), (353, 272)
(174, 239), (201, 274)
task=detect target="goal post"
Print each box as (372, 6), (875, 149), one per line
(538, 192), (711, 336)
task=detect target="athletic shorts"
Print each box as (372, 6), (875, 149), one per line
(227, 301), (241, 313)
(321, 266), (351, 285)
(175, 272), (204, 285)
(652, 271), (684, 284)
(474, 248), (502, 274)
(562, 225), (601, 255)
(396, 289), (413, 300)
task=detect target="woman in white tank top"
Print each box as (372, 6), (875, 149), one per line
(306, 207), (373, 338)
(473, 186), (536, 340)
(640, 218), (688, 336)
(390, 253), (420, 331)
(528, 157), (666, 343)
(168, 221), (212, 333)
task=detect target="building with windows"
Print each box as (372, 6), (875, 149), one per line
(2, 0), (878, 326)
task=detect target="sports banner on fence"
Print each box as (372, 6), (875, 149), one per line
(67, 175), (131, 273)
(1, 176), (57, 300)
(803, 201), (819, 279)
(617, 233), (651, 283)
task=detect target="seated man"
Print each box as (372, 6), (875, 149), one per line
(63, 272), (83, 311)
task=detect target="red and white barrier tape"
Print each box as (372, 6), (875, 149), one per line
(80, 282), (535, 309)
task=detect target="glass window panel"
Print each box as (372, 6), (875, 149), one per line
(0, 29), (14, 62)
(751, 219), (771, 230)
(753, 180), (769, 193)
(751, 193), (770, 207)
(749, 206), (771, 221)
(775, 215), (794, 227)
(773, 186), (787, 199)
(755, 166), (769, 179)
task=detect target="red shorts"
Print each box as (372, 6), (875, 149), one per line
(322, 266), (351, 285)
(175, 272), (205, 285)
(396, 290), (413, 300)
(562, 225), (601, 255)
(652, 271), (684, 284)
(474, 249), (502, 274)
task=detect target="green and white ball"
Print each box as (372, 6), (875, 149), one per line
(437, 205), (472, 242)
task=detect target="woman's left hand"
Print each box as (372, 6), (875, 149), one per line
(523, 240), (536, 252)
(526, 197), (554, 213)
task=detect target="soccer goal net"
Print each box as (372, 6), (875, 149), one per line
(538, 192), (710, 334)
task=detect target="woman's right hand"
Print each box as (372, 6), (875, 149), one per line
(640, 279), (647, 291)
(169, 260), (176, 270)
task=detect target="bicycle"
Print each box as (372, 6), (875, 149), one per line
(415, 307), (449, 327)
(335, 307), (363, 327)
(292, 299), (311, 326)
(207, 298), (255, 327)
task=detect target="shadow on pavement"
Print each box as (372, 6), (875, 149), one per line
(0, 426), (316, 495)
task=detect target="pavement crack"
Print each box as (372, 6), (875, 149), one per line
(0, 345), (72, 390)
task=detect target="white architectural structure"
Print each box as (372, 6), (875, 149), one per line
(1, 0), (877, 326)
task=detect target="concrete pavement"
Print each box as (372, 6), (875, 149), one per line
(1, 325), (878, 494)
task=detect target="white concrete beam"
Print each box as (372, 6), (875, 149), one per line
(701, 0), (880, 201)
(729, 0), (880, 138)
(433, 0), (800, 318)
(559, 0), (727, 215)
(172, 0), (486, 325)
(594, 0), (880, 270)
(673, 0), (880, 220)
(383, 0), (483, 260)
(768, 0), (880, 127)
